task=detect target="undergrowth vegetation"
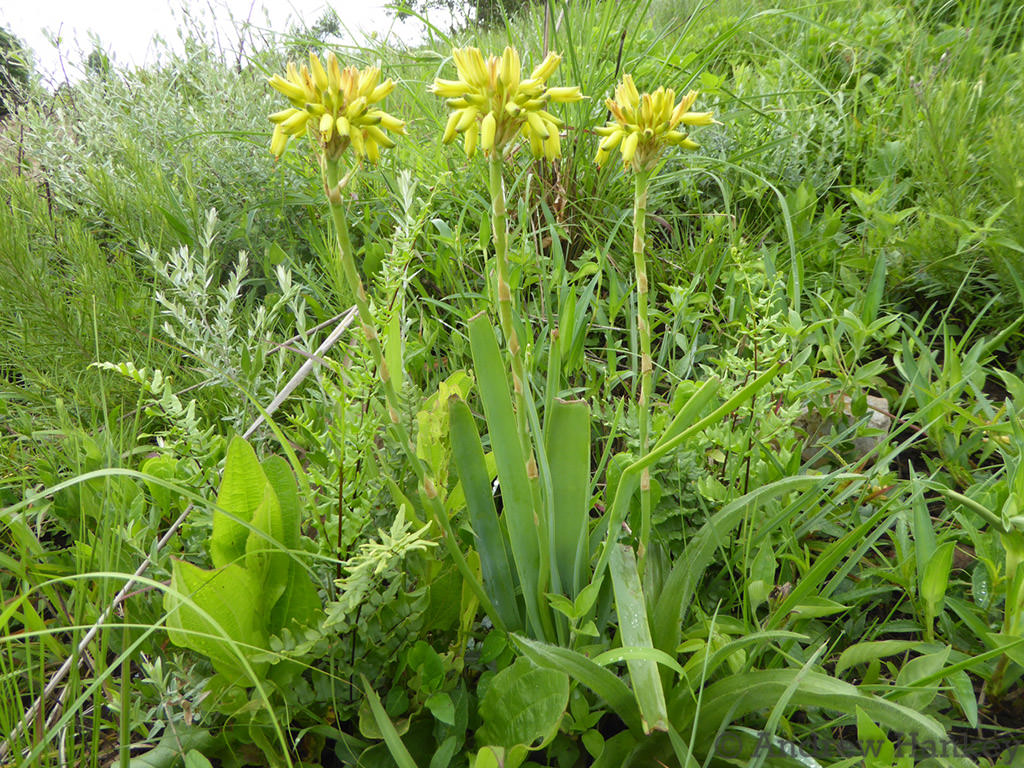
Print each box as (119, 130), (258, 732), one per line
(1, 0), (1023, 766)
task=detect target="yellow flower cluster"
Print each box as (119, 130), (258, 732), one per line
(431, 46), (583, 160)
(594, 75), (715, 171)
(268, 52), (405, 162)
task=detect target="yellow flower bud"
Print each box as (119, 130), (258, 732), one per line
(530, 51), (561, 82)
(319, 112), (334, 140)
(681, 111), (715, 126)
(270, 124), (288, 157)
(480, 111), (497, 153)
(310, 53), (329, 91)
(442, 110), (461, 143)
(500, 46), (520, 91)
(546, 86), (583, 103)
(455, 106), (479, 132)
(621, 131), (639, 164)
(365, 124), (396, 149)
(525, 111), (550, 140)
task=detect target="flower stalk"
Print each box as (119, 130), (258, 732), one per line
(632, 169), (653, 572)
(268, 53), (501, 626)
(595, 75), (716, 573)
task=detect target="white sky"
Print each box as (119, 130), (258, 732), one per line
(4, 0), (433, 83)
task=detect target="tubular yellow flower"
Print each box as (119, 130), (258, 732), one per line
(595, 76), (716, 172)
(431, 45), (583, 160)
(267, 51), (405, 162)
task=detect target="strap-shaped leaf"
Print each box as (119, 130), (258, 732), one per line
(469, 312), (543, 637)
(449, 395), (522, 631)
(545, 398), (591, 599)
(610, 543), (668, 733)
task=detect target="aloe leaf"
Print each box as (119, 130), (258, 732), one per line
(449, 396), (522, 631)
(610, 543), (668, 733)
(596, 364), (782, 584)
(468, 313), (544, 637)
(545, 398), (591, 598)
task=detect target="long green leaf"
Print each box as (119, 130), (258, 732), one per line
(469, 313), (544, 636)
(596, 363), (782, 584)
(360, 675), (418, 768)
(545, 398), (591, 599)
(449, 396), (522, 631)
(652, 475), (851, 656)
(610, 543), (668, 733)
(670, 670), (958, 759)
(512, 634), (644, 737)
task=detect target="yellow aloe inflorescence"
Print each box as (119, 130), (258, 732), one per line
(268, 52), (405, 163)
(432, 46), (583, 160)
(595, 74), (715, 172)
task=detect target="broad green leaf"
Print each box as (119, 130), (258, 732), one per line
(861, 252), (887, 326)
(268, 551), (322, 635)
(407, 640), (445, 693)
(211, 437), (267, 568)
(449, 396), (521, 631)
(244, 482), (288, 617)
(545, 398), (591, 598)
(263, 453), (321, 632)
(468, 313), (543, 636)
(856, 708), (911, 768)
(836, 641), (924, 676)
(894, 647), (950, 711)
(478, 657), (569, 751)
(920, 541), (956, 615)
(910, 473), (937, 578)
(788, 597), (850, 620)
(610, 543), (668, 732)
(946, 669), (978, 728)
(512, 635), (643, 737)
(260, 455), (301, 550)
(164, 559), (266, 683)
(184, 751), (214, 768)
(425, 692), (455, 726)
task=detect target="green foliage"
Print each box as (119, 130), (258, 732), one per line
(0, 26), (29, 116)
(164, 437), (321, 684)
(5, 0), (1024, 765)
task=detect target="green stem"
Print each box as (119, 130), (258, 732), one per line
(487, 153), (553, 638)
(633, 170), (653, 576)
(322, 158), (500, 627)
(488, 154), (532, 462)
